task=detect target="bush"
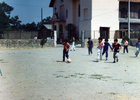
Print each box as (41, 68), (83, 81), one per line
(75, 40), (81, 45)
(121, 36), (130, 45)
(40, 38), (47, 48)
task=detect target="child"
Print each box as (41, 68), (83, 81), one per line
(87, 37), (93, 55)
(70, 37), (76, 51)
(123, 39), (128, 53)
(102, 39), (113, 60)
(60, 39), (70, 62)
(111, 39), (122, 63)
(97, 37), (104, 62)
(135, 38), (140, 57)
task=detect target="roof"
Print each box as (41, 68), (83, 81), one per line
(120, 0), (140, 2)
(49, 0), (55, 7)
(43, 24), (52, 30)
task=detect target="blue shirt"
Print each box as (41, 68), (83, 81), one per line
(136, 41), (140, 48)
(87, 40), (93, 48)
(104, 42), (112, 50)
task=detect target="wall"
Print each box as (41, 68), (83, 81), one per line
(84, 39), (122, 47)
(91, 0), (120, 39)
(130, 38), (138, 46)
(3, 31), (38, 39)
(0, 39), (54, 48)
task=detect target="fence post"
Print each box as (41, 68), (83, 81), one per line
(81, 31), (85, 47)
(54, 31), (57, 47)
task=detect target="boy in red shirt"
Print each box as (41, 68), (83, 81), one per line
(60, 39), (70, 62)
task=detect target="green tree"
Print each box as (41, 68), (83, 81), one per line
(0, 2), (14, 38)
(42, 16), (52, 24)
(10, 15), (22, 31)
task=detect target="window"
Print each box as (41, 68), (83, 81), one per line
(66, 10), (68, 18)
(54, 25), (57, 30)
(60, 0), (64, 3)
(138, 9), (140, 19)
(60, 5), (65, 20)
(121, 8), (127, 18)
(84, 8), (88, 20)
(78, 4), (80, 17)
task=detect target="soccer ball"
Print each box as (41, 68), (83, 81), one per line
(67, 59), (71, 63)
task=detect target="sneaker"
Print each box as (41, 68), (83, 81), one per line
(105, 58), (108, 61)
(113, 61), (116, 63)
(97, 60), (99, 62)
(116, 59), (118, 62)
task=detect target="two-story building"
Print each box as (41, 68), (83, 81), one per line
(49, 0), (140, 40)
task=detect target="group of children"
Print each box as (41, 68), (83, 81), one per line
(60, 37), (140, 63)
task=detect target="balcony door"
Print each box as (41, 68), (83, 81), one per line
(60, 5), (65, 21)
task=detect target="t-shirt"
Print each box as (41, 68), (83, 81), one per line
(136, 41), (140, 48)
(104, 42), (112, 50)
(87, 40), (93, 48)
(113, 43), (121, 52)
(98, 41), (104, 49)
(124, 41), (128, 46)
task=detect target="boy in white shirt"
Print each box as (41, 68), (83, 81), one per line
(123, 39), (128, 53)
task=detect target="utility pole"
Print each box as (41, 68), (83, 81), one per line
(128, 0), (130, 39)
(41, 8), (43, 25)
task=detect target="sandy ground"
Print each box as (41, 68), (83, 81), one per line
(0, 46), (140, 100)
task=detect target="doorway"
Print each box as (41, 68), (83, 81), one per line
(100, 27), (110, 39)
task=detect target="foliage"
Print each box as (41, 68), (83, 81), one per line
(0, 2), (14, 37)
(40, 38), (47, 48)
(10, 15), (22, 30)
(75, 40), (81, 45)
(121, 36), (130, 45)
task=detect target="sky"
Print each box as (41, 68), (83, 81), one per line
(0, 0), (53, 24)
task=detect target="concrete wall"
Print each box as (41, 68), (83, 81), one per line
(91, 0), (120, 39)
(130, 38), (138, 46)
(3, 31), (38, 39)
(0, 39), (54, 48)
(84, 39), (122, 47)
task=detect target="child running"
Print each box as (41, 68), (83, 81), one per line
(123, 39), (129, 53)
(87, 37), (93, 55)
(60, 39), (70, 62)
(135, 38), (140, 57)
(111, 39), (122, 63)
(70, 37), (76, 51)
(102, 39), (113, 61)
(97, 37), (104, 62)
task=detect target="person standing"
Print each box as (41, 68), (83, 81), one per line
(70, 37), (76, 51)
(135, 38), (140, 57)
(111, 39), (122, 63)
(97, 37), (104, 62)
(87, 37), (93, 55)
(60, 39), (70, 62)
(34, 35), (37, 39)
(123, 39), (128, 53)
(102, 39), (113, 61)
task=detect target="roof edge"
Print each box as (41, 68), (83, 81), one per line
(49, 0), (55, 7)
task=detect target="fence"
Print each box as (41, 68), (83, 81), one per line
(3, 31), (38, 39)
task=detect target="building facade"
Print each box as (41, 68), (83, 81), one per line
(49, 0), (140, 40)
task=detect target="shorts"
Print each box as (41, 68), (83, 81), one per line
(113, 52), (119, 58)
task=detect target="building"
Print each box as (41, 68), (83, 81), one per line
(49, 0), (140, 40)
(38, 24), (53, 39)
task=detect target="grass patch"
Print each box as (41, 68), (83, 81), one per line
(109, 92), (118, 95)
(124, 82), (137, 84)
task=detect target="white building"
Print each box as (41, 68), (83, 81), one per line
(49, 0), (140, 40)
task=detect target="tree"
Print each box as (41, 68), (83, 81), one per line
(10, 15), (22, 31)
(0, 2), (14, 37)
(65, 24), (76, 40)
(42, 16), (52, 24)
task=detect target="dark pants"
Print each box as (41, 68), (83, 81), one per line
(123, 46), (128, 53)
(102, 49), (108, 58)
(63, 49), (69, 61)
(88, 47), (92, 55)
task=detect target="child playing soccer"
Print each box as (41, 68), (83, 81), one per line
(87, 37), (93, 55)
(111, 39), (122, 63)
(70, 37), (76, 51)
(102, 39), (113, 61)
(97, 37), (104, 62)
(60, 39), (70, 62)
(135, 38), (140, 57)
